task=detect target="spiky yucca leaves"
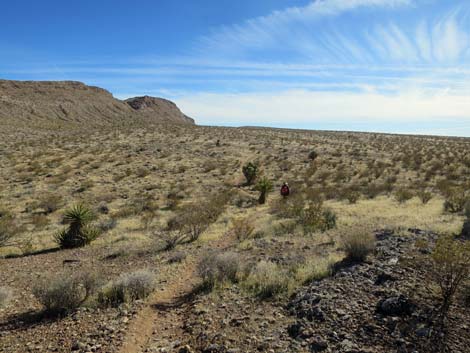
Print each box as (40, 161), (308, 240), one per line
(255, 177), (273, 205)
(54, 204), (99, 249)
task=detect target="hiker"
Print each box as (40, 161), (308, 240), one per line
(280, 182), (290, 197)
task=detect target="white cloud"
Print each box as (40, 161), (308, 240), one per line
(175, 89), (470, 127)
(198, 0), (412, 56)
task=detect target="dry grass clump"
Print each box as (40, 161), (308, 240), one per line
(0, 286), (13, 308)
(33, 271), (98, 314)
(295, 255), (339, 285)
(341, 228), (376, 262)
(98, 270), (156, 307)
(231, 217), (255, 242)
(197, 251), (241, 290)
(244, 261), (289, 299)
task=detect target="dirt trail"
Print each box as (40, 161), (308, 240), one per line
(118, 237), (232, 353)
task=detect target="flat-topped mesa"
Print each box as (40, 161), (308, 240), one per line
(0, 79), (195, 126)
(125, 96), (195, 125)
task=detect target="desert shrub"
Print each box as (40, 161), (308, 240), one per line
(308, 150), (318, 161)
(33, 272), (98, 314)
(0, 210), (18, 248)
(444, 189), (468, 213)
(54, 204), (99, 249)
(98, 270), (155, 307)
(428, 234), (470, 335)
(341, 229), (375, 262)
(395, 188), (414, 204)
(37, 193), (62, 214)
(417, 189), (433, 205)
(231, 217), (255, 242)
(300, 201), (337, 235)
(271, 194), (304, 219)
(158, 229), (186, 251)
(345, 190), (360, 204)
(242, 162), (258, 185)
(255, 177), (273, 204)
(197, 252), (241, 290)
(0, 286), (12, 308)
(244, 261), (289, 299)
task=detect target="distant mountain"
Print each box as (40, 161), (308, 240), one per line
(0, 80), (195, 126)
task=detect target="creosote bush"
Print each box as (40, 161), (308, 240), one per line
(342, 229), (375, 262)
(98, 270), (156, 307)
(33, 272), (98, 314)
(429, 234), (470, 332)
(54, 204), (99, 249)
(300, 201), (337, 235)
(417, 190), (433, 205)
(444, 189), (468, 214)
(0, 286), (13, 308)
(197, 252), (241, 290)
(395, 188), (414, 204)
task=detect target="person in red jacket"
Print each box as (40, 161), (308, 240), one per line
(280, 182), (290, 197)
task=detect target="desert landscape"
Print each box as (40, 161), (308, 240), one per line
(0, 80), (469, 353)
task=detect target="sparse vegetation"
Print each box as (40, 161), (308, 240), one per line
(428, 234), (470, 335)
(244, 261), (289, 299)
(33, 271), (98, 314)
(98, 270), (156, 307)
(197, 252), (240, 290)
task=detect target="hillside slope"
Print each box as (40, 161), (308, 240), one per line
(0, 80), (194, 126)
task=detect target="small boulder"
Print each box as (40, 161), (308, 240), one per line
(377, 295), (414, 316)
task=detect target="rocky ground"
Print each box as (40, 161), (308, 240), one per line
(288, 230), (470, 353)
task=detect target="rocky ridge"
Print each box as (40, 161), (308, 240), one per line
(0, 80), (194, 127)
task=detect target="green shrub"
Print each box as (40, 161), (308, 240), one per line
(33, 272), (98, 314)
(342, 229), (375, 262)
(295, 256), (337, 285)
(345, 190), (360, 204)
(54, 204), (99, 249)
(300, 201), (337, 235)
(394, 188), (414, 204)
(444, 189), (468, 213)
(197, 252), (240, 290)
(244, 261), (289, 299)
(0, 286), (12, 308)
(98, 270), (155, 307)
(242, 162), (258, 185)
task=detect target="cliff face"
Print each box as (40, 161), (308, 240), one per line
(0, 80), (195, 126)
(125, 96), (195, 125)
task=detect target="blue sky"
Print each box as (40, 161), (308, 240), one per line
(2, 0), (470, 136)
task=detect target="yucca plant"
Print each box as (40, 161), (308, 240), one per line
(242, 162), (258, 185)
(54, 204), (99, 249)
(255, 177), (273, 205)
